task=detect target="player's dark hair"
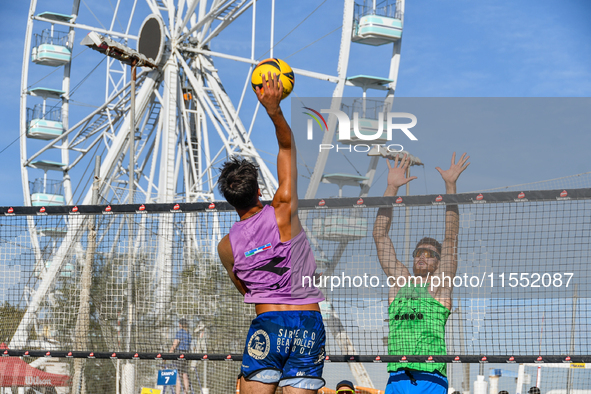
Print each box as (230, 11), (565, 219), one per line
(179, 318), (188, 328)
(218, 157), (259, 210)
(415, 237), (442, 258)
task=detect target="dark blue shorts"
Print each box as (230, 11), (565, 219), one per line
(241, 310), (325, 389)
(385, 370), (448, 394)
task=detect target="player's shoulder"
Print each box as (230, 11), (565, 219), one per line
(218, 234), (233, 256)
(218, 233), (230, 246)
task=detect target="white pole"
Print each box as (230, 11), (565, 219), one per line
(473, 375), (487, 394)
(362, 88), (367, 116)
(566, 284), (579, 394)
(203, 360), (208, 393)
(270, 0), (275, 58)
(124, 65), (137, 394)
(130, 62), (136, 203)
(122, 363), (135, 394)
(489, 375), (499, 394)
(251, 0), (256, 60)
(458, 300), (471, 394)
(116, 359), (120, 394)
(516, 364), (525, 394)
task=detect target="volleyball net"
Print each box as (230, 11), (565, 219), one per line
(0, 188), (589, 392)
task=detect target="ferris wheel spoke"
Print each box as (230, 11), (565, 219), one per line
(198, 53), (253, 145)
(136, 128), (160, 179)
(70, 72), (147, 145)
(107, 0), (126, 34)
(87, 69), (162, 204)
(144, 123), (162, 202)
(175, 0), (186, 29)
(64, 135), (103, 171)
(161, 0), (176, 34)
(133, 180), (150, 198)
(199, 0), (253, 47)
(181, 46), (256, 67)
(155, 60), (179, 202)
(22, 86), (132, 168)
(178, 0), (246, 43)
(175, 0), (200, 38)
(122, 0), (140, 36)
(181, 53), (275, 195)
(143, 0), (167, 27)
(134, 97), (161, 160)
(196, 99), (214, 197)
(177, 52), (232, 150)
(9, 215), (87, 349)
(178, 95), (200, 192)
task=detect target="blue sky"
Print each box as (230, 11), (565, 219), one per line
(1, 0), (590, 206)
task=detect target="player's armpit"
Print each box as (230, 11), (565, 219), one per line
(217, 235), (248, 295)
(434, 287), (453, 311)
(434, 238), (459, 279)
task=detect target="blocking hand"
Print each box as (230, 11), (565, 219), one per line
(435, 152), (470, 186)
(386, 154), (417, 189)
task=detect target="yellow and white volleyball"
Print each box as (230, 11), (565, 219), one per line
(251, 58), (295, 100)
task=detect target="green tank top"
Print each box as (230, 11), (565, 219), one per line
(387, 282), (450, 376)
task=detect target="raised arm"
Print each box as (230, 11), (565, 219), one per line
(432, 152), (470, 305)
(255, 73), (300, 241)
(373, 155), (416, 301)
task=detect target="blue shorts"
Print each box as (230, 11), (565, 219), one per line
(385, 370), (448, 394)
(241, 310), (325, 389)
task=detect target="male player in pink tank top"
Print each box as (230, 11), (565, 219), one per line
(217, 72), (325, 393)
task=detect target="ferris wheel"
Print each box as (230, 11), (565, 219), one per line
(19, 0), (404, 211)
(20, 0), (282, 209)
(16, 0), (405, 388)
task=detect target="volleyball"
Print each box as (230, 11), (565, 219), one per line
(251, 58), (295, 100)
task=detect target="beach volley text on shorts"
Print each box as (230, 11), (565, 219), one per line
(302, 272), (574, 292)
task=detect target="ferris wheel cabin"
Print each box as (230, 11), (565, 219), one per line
(312, 213), (369, 242)
(26, 87), (65, 140)
(29, 161), (66, 206)
(338, 79), (394, 145)
(310, 173), (370, 241)
(352, 0), (402, 46)
(31, 12), (73, 66)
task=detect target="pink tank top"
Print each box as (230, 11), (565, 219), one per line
(229, 205), (324, 304)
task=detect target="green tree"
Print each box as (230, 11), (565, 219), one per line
(0, 302), (26, 344)
(171, 250), (255, 393)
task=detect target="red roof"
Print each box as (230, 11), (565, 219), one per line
(0, 346), (70, 387)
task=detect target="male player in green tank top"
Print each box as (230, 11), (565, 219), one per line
(373, 152), (470, 394)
